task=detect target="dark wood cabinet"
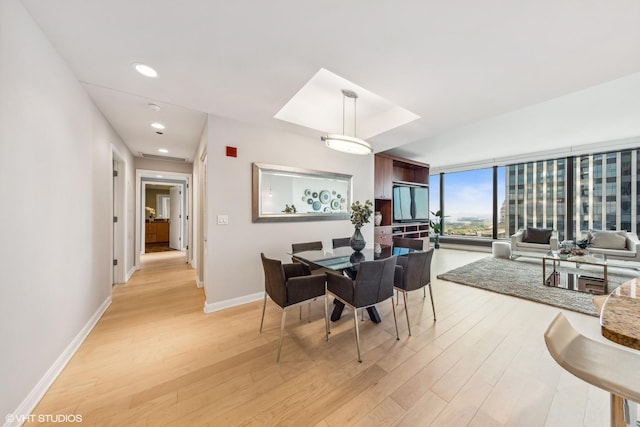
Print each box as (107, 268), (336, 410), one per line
(145, 221), (169, 243)
(374, 155), (393, 199)
(374, 154), (430, 248)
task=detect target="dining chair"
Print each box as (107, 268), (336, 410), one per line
(259, 253), (327, 362)
(544, 313), (640, 427)
(291, 241), (323, 253)
(392, 236), (424, 250)
(325, 256), (399, 362)
(332, 237), (351, 249)
(394, 248), (436, 335)
(392, 236), (427, 300)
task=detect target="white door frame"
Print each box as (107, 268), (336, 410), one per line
(135, 169), (192, 270)
(111, 147), (128, 284)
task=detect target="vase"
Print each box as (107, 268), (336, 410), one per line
(374, 211), (382, 226)
(350, 227), (366, 252)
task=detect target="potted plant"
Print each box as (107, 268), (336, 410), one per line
(349, 199), (373, 251)
(430, 209), (443, 249)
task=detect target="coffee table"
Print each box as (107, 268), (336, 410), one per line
(542, 250), (608, 295)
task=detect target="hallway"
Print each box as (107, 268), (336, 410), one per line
(28, 251), (204, 425)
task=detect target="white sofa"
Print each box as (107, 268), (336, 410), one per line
(580, 230), (640, 264)
(511, 227), (559, 258)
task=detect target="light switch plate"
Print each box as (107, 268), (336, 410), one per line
(217, 215), (229, 225)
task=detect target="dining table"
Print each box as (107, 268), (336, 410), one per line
(290, 245), (422, 323)
(600, 277), (640, 427)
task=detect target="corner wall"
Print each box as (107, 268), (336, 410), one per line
(0, 0), (134, 420)
(201, 114), (374, 311)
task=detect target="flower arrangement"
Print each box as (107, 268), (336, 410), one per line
(145, 206), (156, 219)
(350, 199), (373, 228)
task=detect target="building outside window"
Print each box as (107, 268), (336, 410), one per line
(432, 148), (638, 245)
(506, 159), (567, 240)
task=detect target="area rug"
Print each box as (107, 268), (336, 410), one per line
(437, 257), (636, 316)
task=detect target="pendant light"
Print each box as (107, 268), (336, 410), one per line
(321, 89), (373, 155)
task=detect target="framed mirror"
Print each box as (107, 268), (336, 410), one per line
(252, 163), (352, 222)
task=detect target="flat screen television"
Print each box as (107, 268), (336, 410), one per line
(393, 184), (429, 223)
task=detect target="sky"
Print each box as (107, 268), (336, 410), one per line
(430, 167), (505, 222)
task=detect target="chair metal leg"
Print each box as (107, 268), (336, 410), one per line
(396, 289), (399, 305)
(353, 308), (362, 362)
(277, 309), (287, 363)
(259, 293), (268, 333)
(428, 284), (436, 321)
(391, 298), (400, 340)
(308, 303), (311, 323)
(403, 291), (411, 336)
(299, 306), (302, 320)
(423, 287), (426, 298)
(324, 294), (330, 341)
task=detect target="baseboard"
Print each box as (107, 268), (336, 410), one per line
(197, 280), (204, 289)
(126, 266), (136, 282)
(204, 291), (264, 314)
(4, 296), (112, 427)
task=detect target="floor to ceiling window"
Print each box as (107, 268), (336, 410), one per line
(431, 147), (639, 245)
(442, 168), (493, 237)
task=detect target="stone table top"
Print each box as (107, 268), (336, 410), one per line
(601, 277), (640, 351)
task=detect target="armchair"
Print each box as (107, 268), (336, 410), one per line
(394, 248), (436, 336)
(260, 253), (326, 362)
(325, 256), (399, 362)
(511, 227), (558, 258)
(579, 230), (640, 264)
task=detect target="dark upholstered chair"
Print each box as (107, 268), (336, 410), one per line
(393, 236), (427, 299)
(325, 256), (399, 362)
(392, 237), (424, 250)
(332, 237), (351, 249)
(260, 253), (326, 362)
(291, 241), (323, 253)
(394, 248), (436, 336)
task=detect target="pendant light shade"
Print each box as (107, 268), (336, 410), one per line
(322, 89), (372, 155)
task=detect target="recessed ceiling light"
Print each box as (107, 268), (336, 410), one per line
(148, 103), (161, 112)
(158, 148), (169, 153)
(151, 123), (165, 130)
(156, 175), (164, 178)
(133, 63), (158, 78)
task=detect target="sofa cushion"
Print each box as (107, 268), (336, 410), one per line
(589, 230), (627, 250)
(588, 247), (636, 258)
(523, 227), (553, 244)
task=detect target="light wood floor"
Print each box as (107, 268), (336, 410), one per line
(28, 249), (613, 426)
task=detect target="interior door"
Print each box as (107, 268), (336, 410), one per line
(169, 186), (182, 249)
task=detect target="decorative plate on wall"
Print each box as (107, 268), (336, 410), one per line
(312, 201), (321, 211)
(305, 189), (312, 196)
(330, 199), (341, 210)
(319, 190), (331, 204)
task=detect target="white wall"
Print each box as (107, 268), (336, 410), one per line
(201, 115), (374, 311)
(0, 0), (134, 420)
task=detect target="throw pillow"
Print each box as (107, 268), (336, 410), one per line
(523, 227), (553, 244)
(589, 230), (627, 249)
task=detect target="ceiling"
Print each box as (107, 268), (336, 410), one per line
(20, 0), (640, 167)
